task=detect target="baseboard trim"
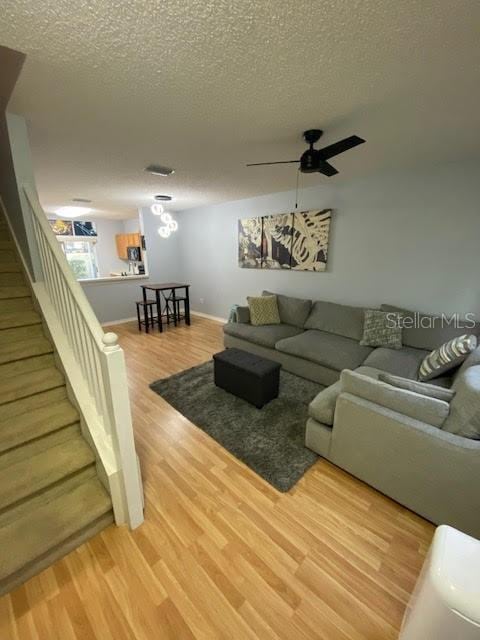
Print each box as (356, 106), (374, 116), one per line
(190, 310), (227, 323)
(102, 316), (137, 327)
(102, 311), (226, 327)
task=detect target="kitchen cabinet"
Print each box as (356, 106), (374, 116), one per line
(115, 233), (141, 259)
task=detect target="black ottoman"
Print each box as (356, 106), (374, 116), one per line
(213, 348), (281, 409)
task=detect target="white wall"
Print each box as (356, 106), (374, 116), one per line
(123, 218), (140, 234)
(176, 160), (480, 320)
(93, 218), (126, 277)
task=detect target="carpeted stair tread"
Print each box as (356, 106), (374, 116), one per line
(0, 262), (26, 287)
(0, 424), (81, 471)
(0, 335), (53, 365)
(0, 309), (41, 330)
(1, 387), (67, 421)
(0, 353), (56, 378)
(0, 478), (112, 586)
(0, 286), (29, 299)
(0, 324), (45, 345)
(0, 465), (95, 530)
(0, 399), (79, 453)
(0, 297), (33, 313)
(0, 263), (21, 273)
(0, 272), (26, 287)
(0, 251), (18, 264)
(0, 435), (95, 512)
(0, 366), (64, 404)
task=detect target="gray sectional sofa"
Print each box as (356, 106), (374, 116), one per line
(223, 291), (480, 536)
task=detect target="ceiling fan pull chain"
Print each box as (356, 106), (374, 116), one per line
(294, 168), (300, 211)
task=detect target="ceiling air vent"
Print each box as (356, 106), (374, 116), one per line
(145, 164), (175, 176)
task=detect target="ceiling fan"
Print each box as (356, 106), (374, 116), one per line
(246, 129), (365, 177)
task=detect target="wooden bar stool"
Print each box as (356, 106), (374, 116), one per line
(136, 300), (161, 333)
(164, 294), (188, 326)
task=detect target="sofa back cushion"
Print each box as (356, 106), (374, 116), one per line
(378, 373), (455, 402)
(304, 300), (365, 340)
(381, 304), (480, 351)
(262, 291), (311, 328)
(442, 365), (480, 439)
(452, 345), (480, 386)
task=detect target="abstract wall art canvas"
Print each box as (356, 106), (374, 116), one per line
(261, 213), (293, 269)
(238, 209), (332, 272)
(238, 217), (262, 268)
(291, 209), (331, 271)
(49, 219), (73, 236)
(73, 221), (97, 237)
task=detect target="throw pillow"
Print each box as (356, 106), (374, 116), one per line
(247, 295), (281, 326)
(419, 334), (477, 381)
(378, 373), (455, 402)
(360, 309), (402, 349)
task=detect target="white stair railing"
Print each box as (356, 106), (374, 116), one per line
(22, 185), (144, 529)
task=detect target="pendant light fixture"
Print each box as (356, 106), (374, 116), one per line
(157, 212), (178, 238)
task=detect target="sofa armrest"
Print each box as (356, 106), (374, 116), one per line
(340, 369), (449, 427)
(236, 306), (250, 323)
(227, 305), (250, 324)
(331, 392), (480, 533)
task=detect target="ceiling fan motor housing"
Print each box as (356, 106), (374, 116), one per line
(300, 149), (319, 173)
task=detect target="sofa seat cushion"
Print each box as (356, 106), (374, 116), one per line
(363, 346), (430, 380)
(308, 366), (382, 426)
(276, 330), (373, 372)
(223, 322), (303, 349)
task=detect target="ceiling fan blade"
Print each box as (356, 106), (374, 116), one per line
(317, 135), (365, 160)
(246, 160), (299, 166)
(317, 161), (339, 177)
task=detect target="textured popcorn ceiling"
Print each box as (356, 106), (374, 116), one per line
(1, 0), (480, 218)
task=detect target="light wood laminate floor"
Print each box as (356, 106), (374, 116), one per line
(0, 316), (434, 639)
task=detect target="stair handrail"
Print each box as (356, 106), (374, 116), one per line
(23, 186), (104, 345)
(21, 185), (143, 529)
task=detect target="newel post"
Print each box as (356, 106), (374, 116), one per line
(102, 332), (144, 529)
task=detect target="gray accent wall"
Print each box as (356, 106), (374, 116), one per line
(176, 161), (480, 320)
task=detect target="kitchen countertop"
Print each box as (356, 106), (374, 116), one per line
(80, 274), (149, 284)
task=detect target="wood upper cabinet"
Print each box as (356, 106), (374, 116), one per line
(115, 233), (141, 259)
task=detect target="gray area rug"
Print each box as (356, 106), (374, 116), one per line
(150, 361), (323, 492)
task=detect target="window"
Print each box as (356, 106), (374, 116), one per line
(60, 240), (99, 280)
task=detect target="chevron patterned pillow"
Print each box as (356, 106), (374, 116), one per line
(419, 334), (477, 381)
(247, 295), (280, 326)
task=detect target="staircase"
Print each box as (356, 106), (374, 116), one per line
(0, 215), (113, 596)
